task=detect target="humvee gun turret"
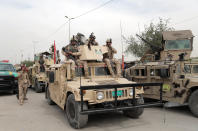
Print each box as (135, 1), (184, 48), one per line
(138, 30), (193, 62)
(29, 52), (54, 93)
(125, 30), (198, 117)
(46, 45), (163, 129)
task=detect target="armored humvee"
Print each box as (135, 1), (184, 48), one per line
(29, 52), (54, 93)
(125, 30), (198, 117)
(46, 45), (163, 129)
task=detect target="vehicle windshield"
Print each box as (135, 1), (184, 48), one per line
(75, 67), (91, 77)
(165, 39), (191, 50)
(192, 65), (198, 73)
(0, 64), (15, 71)
(95, 67), (111, 76)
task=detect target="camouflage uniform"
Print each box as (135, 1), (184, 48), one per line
(103, 39), (121, 77)
(63, 42), (89, 79)
(86, 33), (99, 50)
(18, 69), (30, 105)
(39, 55), (45, 72)
(86, 38), (99, 46)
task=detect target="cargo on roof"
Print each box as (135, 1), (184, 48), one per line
(162, 30), (193, 40)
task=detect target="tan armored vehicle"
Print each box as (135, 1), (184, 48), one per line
(125, 30), (198, 117)
(29, 52), (54, 93)
(46, 45), (163, 129)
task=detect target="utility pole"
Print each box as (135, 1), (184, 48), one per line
(65, 16), (74, 42)
(120, 20), (124, 70)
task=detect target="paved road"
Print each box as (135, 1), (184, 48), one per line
(0, 89), (198, 131)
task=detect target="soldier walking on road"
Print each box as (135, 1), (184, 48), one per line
(62, 36), (89, 79)
(103, 38), (121, 77)
(18, 65), (30, 105)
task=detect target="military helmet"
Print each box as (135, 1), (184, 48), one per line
(106, 38), (112, 43)
(89, 32), (96, 39)
(70, 35), (77, 42)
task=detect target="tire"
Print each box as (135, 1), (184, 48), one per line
(66, 94), (88, 129)
(46, 87), (55, 105)
(123, 95), (144, 118)
(35, 79), (42, 93)
(188, 90), (198, 117)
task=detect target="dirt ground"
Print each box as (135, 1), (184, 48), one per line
(0, 89), (198, 131)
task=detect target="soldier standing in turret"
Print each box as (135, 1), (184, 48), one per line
(39, 54), (45, 72)
(62, 36), (89, 79)
(18, 65), (30, 105)
(86, 33), (98, 50)
(103, 38), (121, 77)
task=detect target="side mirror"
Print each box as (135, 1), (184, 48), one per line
(49, 71), (55, 83)
(160, 68), (169, 78)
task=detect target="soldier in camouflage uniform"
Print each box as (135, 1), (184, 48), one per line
(86, 33), (98, 50)
(18, 65), (30, 105)
(39, 54), (45, 72)
(103, 38), (121, 77)
(62, 36), (89, 79)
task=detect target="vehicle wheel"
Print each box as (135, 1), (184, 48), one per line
(123, 95), (144, 118)
(188, 90), (198, 117)
(46, 87), (55, 105)
(66, 94), (88, 129)
(35, 79), (42, 93)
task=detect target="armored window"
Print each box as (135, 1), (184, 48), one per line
(184, 65), (191, 73)
(155, 69), (161, 76)
(176, 64), (181, 74)
(75, 67), (91, 77)
(193, 65), (198, 73)
(150, 69), (154, 76)
(134, 69), (139, 76)
(95, 67), (110, 76)
(165, 39), (191, 50)
(141, 69), (147, 76)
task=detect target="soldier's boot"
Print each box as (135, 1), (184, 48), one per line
(19, 99), (23, 105)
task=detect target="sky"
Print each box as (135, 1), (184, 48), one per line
(0, 0), (198, 64)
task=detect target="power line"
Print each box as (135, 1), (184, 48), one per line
(73, 0), (115, 19)
(42, 0), (115, 42)
(174, 15), (198, 25)
(46, 21), (69, 39)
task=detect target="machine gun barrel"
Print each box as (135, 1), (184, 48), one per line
(136, 34), (162, 52)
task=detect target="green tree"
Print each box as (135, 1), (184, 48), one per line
(21, 60), (34, 67)
(124, 18), (174, 58)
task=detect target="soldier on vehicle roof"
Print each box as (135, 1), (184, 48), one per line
(86, 33), (98, 50)
(39, 54), (45, 72)
(103, 38), (121, 77)
(62, 36), (89, 79)
(17, 64), (30, 105)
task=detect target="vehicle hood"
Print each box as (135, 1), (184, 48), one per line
(68, 77), (135, 88)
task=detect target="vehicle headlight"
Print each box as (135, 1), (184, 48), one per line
(97, 92), (104, 100)
(129, 88), (133, 96)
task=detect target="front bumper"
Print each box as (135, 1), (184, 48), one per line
(80, 83), (163, 115)
(0, 75), (18, 92)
